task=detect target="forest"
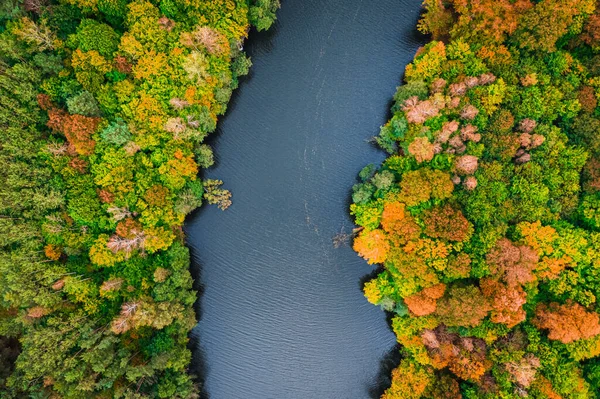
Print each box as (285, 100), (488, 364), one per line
(0, 0), (278, 397)
(351, 0), (600, 398)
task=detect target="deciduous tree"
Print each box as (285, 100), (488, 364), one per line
(533, 301), (600, 343)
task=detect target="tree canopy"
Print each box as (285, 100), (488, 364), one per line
(0, 0), (278, 397)
(353, 1), (600, 397)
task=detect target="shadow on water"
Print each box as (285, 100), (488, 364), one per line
(246, 19), (280, 56)
(186, 239), (208, 398)
(369, 344), (403, 399)
(357, 269), (404, 398)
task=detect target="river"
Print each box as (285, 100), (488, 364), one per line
(184, 1), (425, 397)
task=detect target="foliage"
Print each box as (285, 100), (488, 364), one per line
(249, 0), (280, 32)
(66, 90), (101, 116)
(0, 0), (278, 397)
(352, 1), (600, 397)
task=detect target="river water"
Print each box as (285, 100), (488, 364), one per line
(185, 1), (425, 397)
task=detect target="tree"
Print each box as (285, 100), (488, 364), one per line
(408, 137), (436, 163)
(480, 278), (527, 327)
(398, 168), (454, 206)
(202, 179), (232, 210)
(505, 354), (541, 388)
(1, 0), (273, 397)
(419, 0), (535, 45)
(74, 18), (119, 57)
(382, 359), (433, 399)
(486, 238), (538, 286)
(353, 229), (390, 265)
(417, 0), (455, 41)
(249, 0), (281, 31)
(514, 0), (595, 52)
(455, 155), (478, 175)
(435, 285), (490, 327)
(421, 204), (472, 242)
(97, 0), (128, 20)
(180, 26), (229, 56)
(444, 253), (472, 279)
(352, 0), (600, 396)
(182, 51), (210, 85)
(100, 118), (131, 146)
(404, 98), (441, 124)
(533, 301), (600, 343)
(66, 91), (101, 116)
(404, 283), (446, 316)
(423, 373), (462, 399)
(421, 325), (490, 381)
(10, 17), (56, 51)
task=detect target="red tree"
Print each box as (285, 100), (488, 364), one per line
(47, 110), (99, 155)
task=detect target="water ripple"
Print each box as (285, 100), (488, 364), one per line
(185, 0), (426, 398)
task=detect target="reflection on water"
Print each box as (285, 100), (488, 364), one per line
(185, 1), (425, 397)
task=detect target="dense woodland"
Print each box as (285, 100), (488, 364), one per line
(351, 0), (600, 398)
(0, 0), (278, 397)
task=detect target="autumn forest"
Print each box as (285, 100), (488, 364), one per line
(1, 0), (600, 398)
(352, 0), (600, 398)
(0, 0), (278, 397)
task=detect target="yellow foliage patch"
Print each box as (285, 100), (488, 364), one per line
(353, 229), (390, 265)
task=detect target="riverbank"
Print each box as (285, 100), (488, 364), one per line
(0, 1), (278, 397)
(351, 1), (600, 398)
